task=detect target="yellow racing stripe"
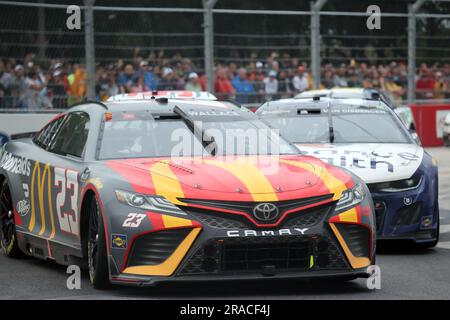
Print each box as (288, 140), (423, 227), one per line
(203, 159), (278, 202)
(280, 159), (347, 200)
(337, 208), (358, 223)
(150, 161), (185, 205)
(162, 215), (193, 228)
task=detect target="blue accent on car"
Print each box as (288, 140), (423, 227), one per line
(370, 152), (439, 243)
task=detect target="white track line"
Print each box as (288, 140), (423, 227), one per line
(440, 224), (450, 234)
(437, 241), (450, 250)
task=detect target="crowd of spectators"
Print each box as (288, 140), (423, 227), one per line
(1, 51), (450, 109)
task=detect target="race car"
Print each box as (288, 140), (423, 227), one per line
(257, 96), (439, 248)
(0, 97), (376, 288)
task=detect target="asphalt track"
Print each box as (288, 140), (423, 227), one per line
(0, 148), (449, 300)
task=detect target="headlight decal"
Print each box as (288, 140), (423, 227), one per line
(116, 189), (186, 215)
(335, 183), (366, 212)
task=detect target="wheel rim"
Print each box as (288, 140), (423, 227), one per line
(0, 183), (15, 247)
(88, 199), (99, 281)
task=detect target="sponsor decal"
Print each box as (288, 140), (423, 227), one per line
(0, 151), (31, 176)
(122, 213), (146, 228)
(187, 110), (239, 117)
(252, 203), (279, 222)
(421, 215), (433, 229)
(16, 199), (30, 217)
(22, 183), (29, 198)
(226, 228), (309, 237)
(111, 234), (127, 249)
(403, 197), (413, 206)
(299, 149), (420, 173)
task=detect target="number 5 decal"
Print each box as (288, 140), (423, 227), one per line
(55, 167), (79, 236)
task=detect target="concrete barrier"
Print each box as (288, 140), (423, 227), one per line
(0, 113), (60, 135)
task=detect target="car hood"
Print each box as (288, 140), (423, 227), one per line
(295, 143), (423, 184)
(106, 155), (352, 203)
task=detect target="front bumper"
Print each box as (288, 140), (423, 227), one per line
(371, 175), (439, 244)
(108, 200), (375, 286)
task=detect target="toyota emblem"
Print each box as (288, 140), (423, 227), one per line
(253, 203), (279, 222)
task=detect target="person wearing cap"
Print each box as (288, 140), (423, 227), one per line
(157, 67), (182, 91)
(185, 72), (202, 92)
(263, 70), (279, 100)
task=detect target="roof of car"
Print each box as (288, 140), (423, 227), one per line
(69, 98), (255, 120)
(107, 90), (217, 102)
(294, 88), (374, 99)
(257, 96), (391, 116)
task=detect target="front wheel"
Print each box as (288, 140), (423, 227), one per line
(444, 134), (450, 147)
(0, 179), (23, 258)
(87, 196), (110, 289)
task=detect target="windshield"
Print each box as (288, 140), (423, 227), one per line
(99, 111), (298, 159)
(261, 106), (411, 144)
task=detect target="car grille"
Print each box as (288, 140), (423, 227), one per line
(374, 200), (386, 234)
(334, 224), (370, 258)
(179, 194), (333, 225)
(126, 229), (191, 267)
(182, 201), (332, 229)
(391, 202), (422, 227)
(178, 235), (348, 276)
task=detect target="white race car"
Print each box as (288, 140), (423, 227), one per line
(257, 95), (439, 248)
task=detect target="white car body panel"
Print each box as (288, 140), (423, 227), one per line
(296, 143), (423, 184)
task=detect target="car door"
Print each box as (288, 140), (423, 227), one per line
(27, 112), (90, 248)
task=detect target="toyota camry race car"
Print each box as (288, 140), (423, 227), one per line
(0, 97), (375, 288)
(257, 96), (439, 248)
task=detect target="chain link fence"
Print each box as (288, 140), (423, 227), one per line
(0, 1), (449, 111)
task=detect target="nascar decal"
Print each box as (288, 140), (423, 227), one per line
(227, 228), (309, 237)
(0, 151), (31, 176)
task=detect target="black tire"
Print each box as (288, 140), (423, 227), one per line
(0, 179), (23, 258)
(87, 196), (110, 289)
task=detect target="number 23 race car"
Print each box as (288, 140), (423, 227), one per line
(0, 97), (375, 288)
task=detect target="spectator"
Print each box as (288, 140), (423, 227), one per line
(333, 64), (348, 87)
(434, 72), (447, 100)
(292, 66), (309, 94)
(185, 72), (202, 92)
(158, 67), (182, 90)
(416, 67), (436, 99)
(117, 64), (136, 93)
(232, 68), (255, 104)
(214, 68), (235, 100)
(138, 60), (158, 91)
(263, 70), (278, 100)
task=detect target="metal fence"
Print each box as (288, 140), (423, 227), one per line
(0, 0), (449, 110)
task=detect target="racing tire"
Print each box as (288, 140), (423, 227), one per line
(87, 196), (110, 289)
(0, 179), (23, 258)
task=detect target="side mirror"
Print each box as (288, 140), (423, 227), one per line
(409, 129), (421, 146)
